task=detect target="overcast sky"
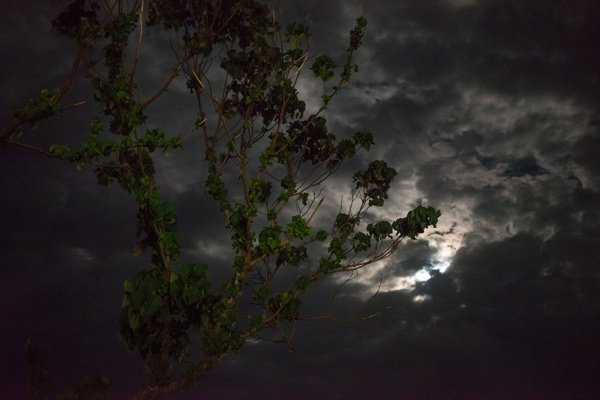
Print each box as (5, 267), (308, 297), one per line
(1, 1), (600, 399)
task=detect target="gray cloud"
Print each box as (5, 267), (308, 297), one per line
(2, 0), (600, 398)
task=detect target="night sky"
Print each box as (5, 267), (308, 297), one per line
(2, 1), (600, 399)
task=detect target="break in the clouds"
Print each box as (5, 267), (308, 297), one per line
(1, 1), (600, 399)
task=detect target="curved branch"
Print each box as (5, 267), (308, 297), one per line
(139, 53), (193, 109)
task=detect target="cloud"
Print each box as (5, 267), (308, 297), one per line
(388, 239), (437, 277)
(500, 154), (547, 178)
(3, 1), (600, 398)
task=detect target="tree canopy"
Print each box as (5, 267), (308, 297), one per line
(2, 1), (440, 399)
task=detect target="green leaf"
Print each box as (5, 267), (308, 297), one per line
(254, 286), (271, 305)
(128, 311), (139, 331)
(348, 16), (367, 52)
(295, 275), (311, 291)
(124, 280), (134, 293)
(258, 225), (282, 254)
(367, 220), (393, 241)
(315, 230), (328, 242)
(352, 232), (371, 252)
(311, 55), (337, 82)
(392, 206), (441, 239)
(249, 314), (263, 330)
(146, 295), (163, 317)
(353, 160), (398, 207)
(288, 215), (311, 239)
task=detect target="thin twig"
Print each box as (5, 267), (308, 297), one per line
(60, 101), (86, 112)
(175, 118), (206, 145)
(130, 0), (145, 81)
(306, 196), (325, 227)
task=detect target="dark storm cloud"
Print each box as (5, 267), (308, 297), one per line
(0, 4), (74, 116)
(362, 1), (600, 101)
(310, 2), (600, 395)
(424, 231), (600, 394)
(573, 130), (600, 183)
(500, 154), (547, 178)
(316, 228), (600, 398)
(3, 1), (600, 399)
(387, 239), (437, 277)
(0, 150), (148, 396)
(332, 0), (600, 165)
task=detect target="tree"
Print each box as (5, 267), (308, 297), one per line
(2, 1), (440, 399)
